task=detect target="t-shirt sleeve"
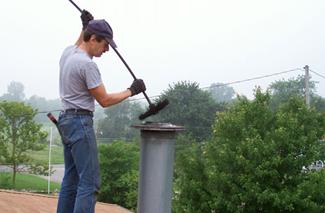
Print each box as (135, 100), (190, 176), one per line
(83, 62), (103, 89)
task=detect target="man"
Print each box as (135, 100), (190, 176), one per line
(56, 10), (146, 213)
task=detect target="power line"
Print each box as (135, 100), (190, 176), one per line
(201, 68), (302, 90)
(35, 67), (303, 114)
(310, 69), (325, 80)
(128, 95), (160, 102)
(37, 110), (61, 114)
(125, 68), (303, 102)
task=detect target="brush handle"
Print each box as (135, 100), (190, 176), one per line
(68, 0), (152, 105)
(69, 0), (82, 13)
(111, 47), (152, 105)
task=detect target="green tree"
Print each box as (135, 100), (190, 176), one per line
(0, 115), (6, 158)
(268, 75), (325, 112)
(295, 169), (325, 211)
(96, 101), (143, 142)
(208, 83), (236, 103)
(28, 161), (55, 176)
(0, 101), (48, 185)
(205, 89), (325, 212)
(173, 142), (212, 213)
(26, 96), (61, 123)
(153, 81), (224, 141)
(311, 95), (325, 112)
(0, 81), (25, 101)
(98, 141), (139, 211)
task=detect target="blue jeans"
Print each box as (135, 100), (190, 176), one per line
(56, 112), (100, 213)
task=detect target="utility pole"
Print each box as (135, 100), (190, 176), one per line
(304, 65), (310, 108)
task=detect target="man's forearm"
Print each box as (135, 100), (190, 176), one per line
(100, 90), (132, 107)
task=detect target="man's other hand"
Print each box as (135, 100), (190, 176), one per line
(81, 10), (94, 30)
(128, 79), (146, 96)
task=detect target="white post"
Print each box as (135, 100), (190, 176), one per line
(48, 127), (53, 194)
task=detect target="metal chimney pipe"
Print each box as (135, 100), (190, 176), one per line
(132, 122), (184, 213)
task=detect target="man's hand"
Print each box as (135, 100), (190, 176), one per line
(128, 79), (146, 96)
(81, 10), (94, 30)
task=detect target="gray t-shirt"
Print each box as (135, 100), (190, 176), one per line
(59, 45), (102, 112)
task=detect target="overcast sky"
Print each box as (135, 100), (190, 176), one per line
(1, 0), (324, 101)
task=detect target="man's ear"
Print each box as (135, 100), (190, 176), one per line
(90, 35), (97, 42)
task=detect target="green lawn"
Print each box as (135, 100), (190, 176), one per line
(0, 172), (61, 193)
(28, 145), (64, 164)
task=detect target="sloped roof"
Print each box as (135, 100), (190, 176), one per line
(0, 190), (133, 213)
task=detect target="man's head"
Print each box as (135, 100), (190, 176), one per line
(83, 19), (117, 57)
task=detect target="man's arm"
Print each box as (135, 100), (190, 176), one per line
(89, 79), (146, 107)
(75, 31), (84, 46)
(89, 84), (132, 107)
(75, 10), (93, 46)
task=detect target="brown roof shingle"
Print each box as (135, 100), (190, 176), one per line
(0, 190), (133, 213)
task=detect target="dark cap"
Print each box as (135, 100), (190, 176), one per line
(86, 19), (117, 48)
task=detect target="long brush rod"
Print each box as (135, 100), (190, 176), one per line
(69, 0), (82, 12)
(111, 46), (152, 105)
(68, 0), (152, 106)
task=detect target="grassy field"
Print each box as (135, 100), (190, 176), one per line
(28, 145), (64, 164)
(0, 172), (61, 193)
